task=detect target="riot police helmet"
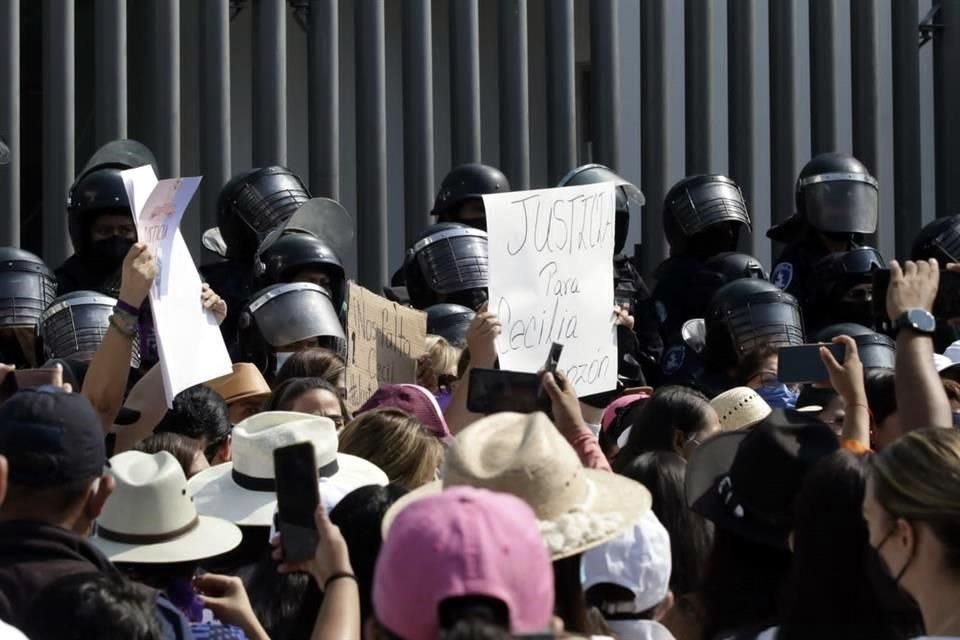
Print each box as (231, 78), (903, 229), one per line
(404, 222), (489, 311)
(0, 247), (58, 329)
(37, 291), (141, 368)
(557, 164), (645, 255)
(255, 232), (346, 310)
(216, 166), (311, 261)
(807, 247), (885, 329)
(663, 175), (751, 257)
(794, 152), (878, 235)
(425, 304), (476, 348)
(238, 282), (346, 375)
(431, 164), (510, 229)
(911, 214), (960, 264)
(815, 322), (895, 370)
(704, 278), (804, 371)
(704, 252), (769, 284)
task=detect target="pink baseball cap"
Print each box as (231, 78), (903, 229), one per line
(373, 486), (555, 640)
(601, 390), (651, 433)
(358, 384), (452, 441)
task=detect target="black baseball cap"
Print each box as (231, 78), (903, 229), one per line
(0, 389), (106, 488)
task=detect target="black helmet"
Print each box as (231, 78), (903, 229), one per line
(807, 247), (886, 329)
(67, 139), (157, 255)
(815, 322), (895, 370)
(794, 152), (878, 235)
(557, 164), (646, 254)
(216, 166), (311, 261)
(663, 175), (751, 257)
(704, 252), (769, 284)
(911, 214), (960, 264)
(0, 247), (57, 329)
(37, 291), (141, 368)
(425, 304), (476, 348)
(255, 232), (346, 310)
(704, 279), (804, 370)
(431, 164), (510, 223)
(404, 223), (489, 310)
(238, 282), (346, 375)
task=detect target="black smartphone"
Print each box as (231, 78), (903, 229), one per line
(777, 343), (846, 384)
(537, 343), (564, 403)
(873, 269), (960, 328)
(467, 368), (550, 414)
(273, 442), (320, 563)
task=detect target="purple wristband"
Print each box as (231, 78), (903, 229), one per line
(115, 299), (140, 316)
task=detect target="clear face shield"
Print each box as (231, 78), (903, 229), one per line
(800, 173), (879, 235)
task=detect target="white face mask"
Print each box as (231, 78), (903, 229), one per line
(274, 351), (294, 374)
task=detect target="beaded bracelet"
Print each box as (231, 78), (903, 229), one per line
(108, 313), (136, 339)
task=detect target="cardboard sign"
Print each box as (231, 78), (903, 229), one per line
(344, 282), (427, 411)
(121, 165), (232, 407)
(484, 183), (618, 396)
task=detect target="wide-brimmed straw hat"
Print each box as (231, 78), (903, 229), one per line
(710, 387), (771, 431)
(91, 450), (242, 563)
(206, 363), (271, 406)
(188, 412), (388, 526)
(382, 412), (651, 559)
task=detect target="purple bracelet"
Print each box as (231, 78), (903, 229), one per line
(115, 299), (140, 316)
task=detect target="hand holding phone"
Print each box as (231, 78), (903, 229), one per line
(273, 443), (320, 563)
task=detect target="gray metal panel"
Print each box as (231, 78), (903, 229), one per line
(728, 0), (772, 267)
(252, 0), (287, 166)
(589, 0), (620, 168)
(544, 0), (576, 184)
(892, 0), (922, 258)
(151, 0), (180, 178)
(402, 0), (434, 245)
(935, 0), (960, 217)
(43, 0), (75, 263)
(354, 0), (388, 290)
(0, 0), (19, 246)
(199, 0), (231, 234)
(809, 0), (839, 153)
(449, 0), (482, 165)
(94, 0), (127, 143)
(499, 0), (530, 190)
(308, 0), (339, 200)
(685, 0), (724, 175)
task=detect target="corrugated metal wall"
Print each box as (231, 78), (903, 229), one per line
(0, 0), (956, 293)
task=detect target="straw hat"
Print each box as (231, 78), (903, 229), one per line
(188, 412), (388, 526)
(710, 387), (771, 431)
(206, 363), (271, 405)
(382, 412), (651, 560)
(91, 450), (242, 564)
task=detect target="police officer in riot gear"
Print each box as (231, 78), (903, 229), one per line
(402, 222), (490, 311)
(255, 232), (347, 312)
(912, 214), (960, 264)
(703, 252), (768, 283)
(557, 164), (662, 382)
(0, 248), (58, 368)
(805, 247), (885, 333)
(238, 282), (346, 380)
(768, 152), (879, 307)
(37, 291), (142, 368)
(57, 140), (158, 297)
(426, 304), (476, 349)
(431, 163), (511, 231)
(815, 322), (895, 370)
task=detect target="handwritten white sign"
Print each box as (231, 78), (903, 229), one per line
(484, 183), (618, 396)
(121, 165), (232, 407)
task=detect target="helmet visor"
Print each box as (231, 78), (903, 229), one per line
(727, 299), (805, 354)
(0, 272), (57, 328)
(413, 229), (489, 295)
(800, 175), (879, 234)
(248, 284), (345, 348)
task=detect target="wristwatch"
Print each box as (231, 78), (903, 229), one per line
(892, 308), (936, 336)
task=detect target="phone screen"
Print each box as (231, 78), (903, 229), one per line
(467, 368), (549, 415)
(273, 442), (320, 562)
(777, 343), (846, 384)
(13, 368), (62, 390)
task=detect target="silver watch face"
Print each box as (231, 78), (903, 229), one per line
(906, 308), (937, 333)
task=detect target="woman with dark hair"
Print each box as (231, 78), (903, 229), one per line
(761, 451), (921, 640)
(864, 369), (900, 450)
(274, 347), (347, 397)
(265, 377), (351, 431)
(614, 386), (720, 466)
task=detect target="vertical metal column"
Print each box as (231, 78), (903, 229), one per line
(253, 0), (287, 167)
(891, 0), (921, 258)
(449, 0), (481, 165)
(0, 0), (20, 246)
(94, 0), (127, 143)
(935, 0), (960, 217)
(499, 0), (530, 189)
(809, 0), (838, 153)
(769, 1), (806, 228)
(685, 0), (715, 174)
(402, 0), (434, 245)
(545, 0), (576, 184)
(309, 0), (339, 199)
(200, 0), (231, 232)
(850, 0), (882, 236)
(151, 0), (180, 178)
(590, 0), (620, 168)
(355, 0), (388, 290)
(43, 0), (75, 262)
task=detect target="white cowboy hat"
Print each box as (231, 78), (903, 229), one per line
(382, 412), (651, 560)
(91, 450), (242, 564)
(188, 411), (388, 526)
(710, 386), (772, 432)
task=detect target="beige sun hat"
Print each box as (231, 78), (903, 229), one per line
(188, 412), (388, 526)
(710, 387), (771, 432)
(90, 450), (242, 564)
(382, 411), (651, 560)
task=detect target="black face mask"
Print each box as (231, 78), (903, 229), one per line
(863, 528), (919, 615)
(89, 236), (135, 265)
(685, 225), (740, 261)
(614, 210), (629, 256)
